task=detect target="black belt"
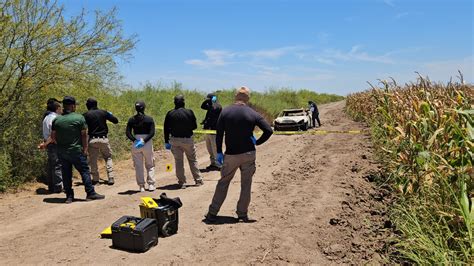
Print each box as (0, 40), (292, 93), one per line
(171, 136), (192, 138)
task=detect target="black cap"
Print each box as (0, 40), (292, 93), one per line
(62, 96), (77, 105)
(86, 97), (97, 105)
(206, 93), (215, 99)
(135, 100), (146, 108)
(174, 95), (185, 103)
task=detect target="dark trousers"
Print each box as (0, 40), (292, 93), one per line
(312, 113), (321, 127)
(58, 152), (95, 198)
(46, 144), (63, 192)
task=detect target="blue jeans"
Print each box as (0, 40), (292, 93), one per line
(58, 152), (95, 198)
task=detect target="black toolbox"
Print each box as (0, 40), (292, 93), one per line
(139, 193), (182, 237)
(111, 216), (158, 252)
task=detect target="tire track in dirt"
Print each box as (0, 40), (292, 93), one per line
(0, 101), (392, 264)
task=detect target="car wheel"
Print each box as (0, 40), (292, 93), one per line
(300, 123), (308, 131)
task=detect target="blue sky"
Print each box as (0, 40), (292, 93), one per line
(63, 0), (473, 95)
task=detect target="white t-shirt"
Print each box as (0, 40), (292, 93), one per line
(42, 112), (58, 140)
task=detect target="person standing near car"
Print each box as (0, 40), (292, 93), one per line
(200, 92), (222, 171)
(126, 100), (156, 192)
(51, 96), (105, 203)
(308, 100), (321, 127)
(83, 98), (119, 185)
(39, 99), (63, 193)
(164, 95), (204, 189)
(205, 86), (273, 223)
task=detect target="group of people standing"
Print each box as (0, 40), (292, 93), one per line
(39, 87), (274, 222)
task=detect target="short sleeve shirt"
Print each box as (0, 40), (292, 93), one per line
(52, 112), (87, 154)
(42, 112), (58, 140)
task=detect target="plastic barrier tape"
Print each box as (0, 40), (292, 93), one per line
(117, 123), (360, 135)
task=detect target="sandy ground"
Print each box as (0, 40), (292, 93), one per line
(0, 101), (392, 264)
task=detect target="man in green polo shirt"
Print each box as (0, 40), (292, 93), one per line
(51, 96), (105, 203)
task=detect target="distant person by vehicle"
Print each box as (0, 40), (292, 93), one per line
(205, 86), (273, 223)
(51, 96), (105, 203)
(39, 100), (63, 194)
(126, 100), (156, 192)
(164, 95), (204, 189)
(83, 98), (119, 186)
(308, 101), (321, 127)
(200, 92), (222, 171)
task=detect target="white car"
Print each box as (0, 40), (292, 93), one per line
(273, 108), (313, 131)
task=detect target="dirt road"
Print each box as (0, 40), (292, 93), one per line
(0, 101), (391, 264)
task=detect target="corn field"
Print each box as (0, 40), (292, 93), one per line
(345, 74), (473, 263)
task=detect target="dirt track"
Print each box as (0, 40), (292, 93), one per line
(0, 101), (392, 264)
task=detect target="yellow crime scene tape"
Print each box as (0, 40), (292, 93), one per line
(119, 123), (361, 135)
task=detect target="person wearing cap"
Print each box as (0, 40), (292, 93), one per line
(126, 100), (156, 192)
(200, 92), (222, 171)
(83, 98), (119, 185)
(164, 95), (204, 189)
(205, 86), (273, 223)
(308, 101), (321, 128)
(51, 96), (105, 203)
(38, 99), (63, 193)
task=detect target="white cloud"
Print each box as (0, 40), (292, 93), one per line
(186, 46), (308, 68)
(185, 49), (235, 67)
(243, 46), (308, 60)
(301, 45), (395, 65)
(383, 0), (395, 7)
(395, 12), (409, 19)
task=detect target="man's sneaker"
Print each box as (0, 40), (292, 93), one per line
(139, 185), (145, 192)
(86, 192), (105, 201)
(206, 165), (221, 171)
(178, 183), (186, 189)
(195, 180), (204, 186)
(92, 180), (100, 185)
(204, 213), (218, 223)
(237, 216), (256, 223)
(65, 197), (73, 204)
(148, 184), (156, 191)
(107, 179), (115, 185)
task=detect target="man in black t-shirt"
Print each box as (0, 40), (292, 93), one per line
(164, 95), (203, 189)
(83, 98), (119, 185)
(205, 87), (273, 223)
(200, 92), (222, 170)
(126, 101), (156, 192)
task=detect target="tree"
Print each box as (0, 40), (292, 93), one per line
(0, 0), (136, 134)
(0, 0), (136, 189)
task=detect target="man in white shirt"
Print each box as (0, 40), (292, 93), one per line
(39, 99), (63, 193)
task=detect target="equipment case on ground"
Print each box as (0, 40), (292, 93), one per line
(111, 216), (158, 252)
(139, 194), (181, 237)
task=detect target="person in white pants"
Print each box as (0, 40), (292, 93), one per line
(126, 101), (156, 192)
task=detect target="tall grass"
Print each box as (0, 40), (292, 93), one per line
(0, 82), (343, 192)
(345, 75), (473, 263)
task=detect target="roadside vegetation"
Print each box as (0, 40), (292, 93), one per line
(345, 74), (473, 263)
(0, 1), (343, 192)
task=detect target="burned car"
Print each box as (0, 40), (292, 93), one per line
(273, 108), (313, 131)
